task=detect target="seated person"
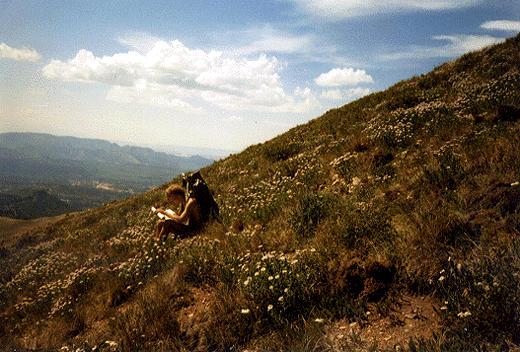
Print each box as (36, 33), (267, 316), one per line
(154, 184), (202, 240)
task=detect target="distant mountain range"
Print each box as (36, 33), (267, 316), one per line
(123, 142), (237, 160)
(0, 132), (213, 218)
(0, 132), (212, 185)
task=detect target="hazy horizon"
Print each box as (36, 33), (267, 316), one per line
(0, 130), (235, 160)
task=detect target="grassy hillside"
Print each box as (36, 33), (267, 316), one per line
(1, 34), (520, 351)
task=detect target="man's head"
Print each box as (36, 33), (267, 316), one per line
(165, 185), (185, 204)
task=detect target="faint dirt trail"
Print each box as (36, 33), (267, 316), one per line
(326, 294), (440, 351)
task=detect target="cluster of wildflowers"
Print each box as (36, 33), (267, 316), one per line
(224, 224), (262, 254)
(170, 236), (223, 283)
(459, 70), (520, 111)
(433, 247), (520, 340)
(234, 247), (325, 322)
(11, 255), (106, 319)
(220, 170), (301, 221)
(3, 220), (175, 323)
(105, 225), (150, 251)
(48, 264), (106, 318)
(112, 235), (172, 282)
(365, 98), (456, 149)
(3, 250), (77, 296)
(330, 152), (358, 179)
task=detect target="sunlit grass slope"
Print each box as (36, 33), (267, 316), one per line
(1, 33), (520, 351)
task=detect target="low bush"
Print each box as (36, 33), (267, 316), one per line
(263, 141), (302, 162)
(335, 202), (395, 251)
(289, 193), (337, 237)
(433, 240), (520, 346)
(423, 149), (465, 191)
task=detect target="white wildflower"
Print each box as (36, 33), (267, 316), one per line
(104, 341), (118, 348)
(457, 311), (472, 318)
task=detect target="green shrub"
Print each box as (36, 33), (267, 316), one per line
(424, 149), (464, 191)
(331, 153), (357, 179)
(289, 194), (337, 236)
(433, 241), (520, 346)
(335, 202), (395, 250)
(264, 142), (302, 162)
(172, 237), (223, 286)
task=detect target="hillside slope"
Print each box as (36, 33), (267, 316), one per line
(1, 34), (520, 351)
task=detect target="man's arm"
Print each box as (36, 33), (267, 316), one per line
(168, 198), (196, 223)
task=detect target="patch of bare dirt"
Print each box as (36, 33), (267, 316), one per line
(326, 294), (440, 351)
(177, 286), (215, 351)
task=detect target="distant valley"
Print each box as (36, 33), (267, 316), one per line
(0, 132), (212, 219)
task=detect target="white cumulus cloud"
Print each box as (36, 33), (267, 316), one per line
(380, 34), (504, 60)
(315, 68), (373, 87)
(0, 43), (40, 62)
(43, 39), (322, 114)
(288, 0), (482, 20)
(481, 20), (520, 32)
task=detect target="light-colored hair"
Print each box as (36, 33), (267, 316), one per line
(165, 185), (185, 199)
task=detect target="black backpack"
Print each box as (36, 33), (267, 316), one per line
(182, 171), (220, 223)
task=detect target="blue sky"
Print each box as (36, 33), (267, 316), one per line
(1, 0), (519, 153)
